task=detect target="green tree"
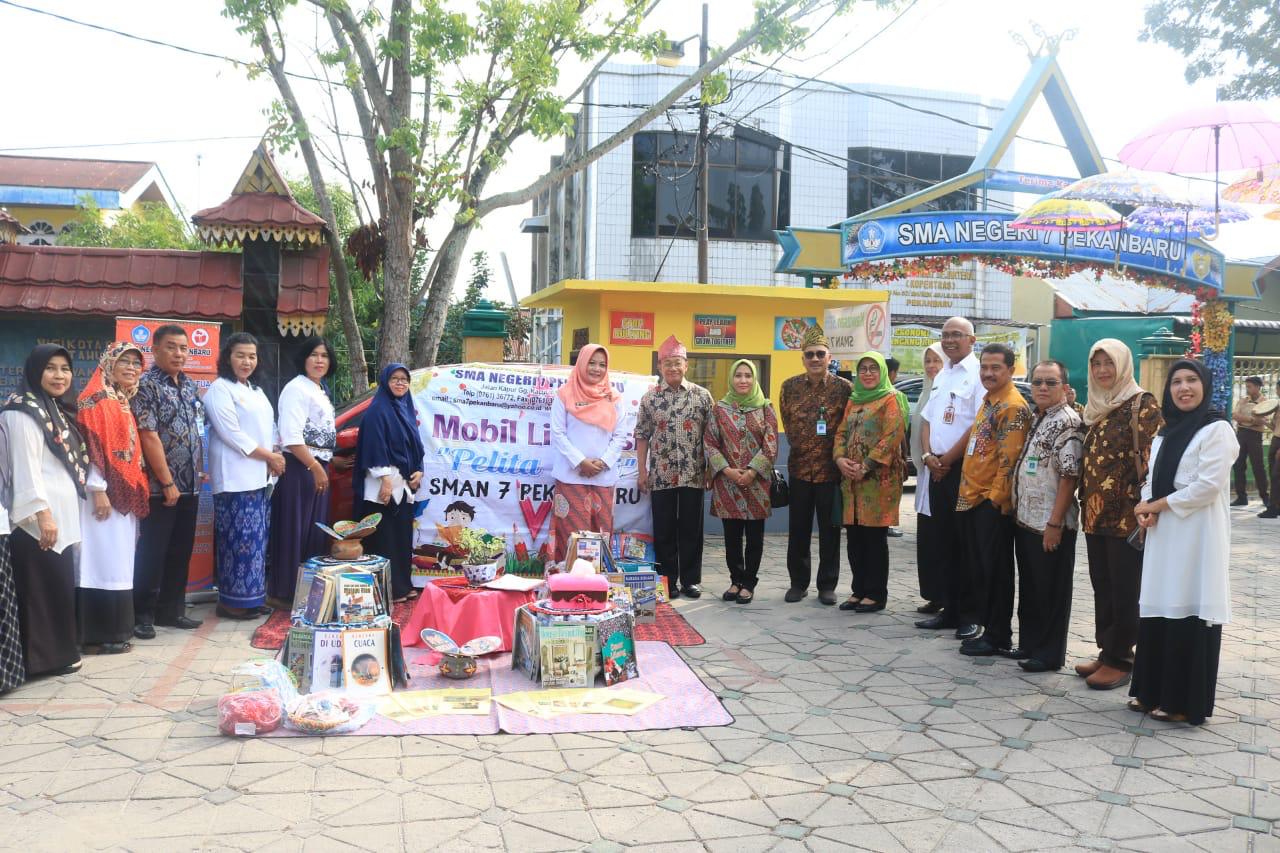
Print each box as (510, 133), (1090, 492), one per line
(59, 197), (199, 250)
(1142, 0), (1280, 98)
(221, 0), (871, 372)
(434, 252), (491, 365)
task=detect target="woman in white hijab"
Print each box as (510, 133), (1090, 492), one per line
(1075, 339), (1162, 691)
(910, 342), (946, 614)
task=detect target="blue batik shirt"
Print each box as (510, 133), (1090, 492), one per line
(133, 366), (205, 495)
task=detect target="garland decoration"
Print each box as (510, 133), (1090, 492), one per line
(843, 254), (1205, 292)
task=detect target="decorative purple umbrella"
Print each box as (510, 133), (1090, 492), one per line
(1118, 102), (1280, 230)
(1126, 201), (1251, 238)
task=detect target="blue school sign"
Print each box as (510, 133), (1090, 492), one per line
(840, 211), (1223, 292)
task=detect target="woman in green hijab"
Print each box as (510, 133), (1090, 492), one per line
(705, 359), (778, 604)
(834, 351), (906, 612)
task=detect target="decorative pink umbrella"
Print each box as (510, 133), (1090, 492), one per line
(1118, 102), (1280, 230)
(1224, 163), (1280, 204)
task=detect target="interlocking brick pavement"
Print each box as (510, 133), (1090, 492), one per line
(2, 496), (1280, 851)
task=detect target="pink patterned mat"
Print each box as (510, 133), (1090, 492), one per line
(262, 641), (732, 737)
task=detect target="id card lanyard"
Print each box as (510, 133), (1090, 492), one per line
(816, 405), (827, 436)
(943, 392), (956, 425)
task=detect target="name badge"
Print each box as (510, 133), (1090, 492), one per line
(1025, 456), (1039, 476)
(942, 392), (956, 425)
(966, 433), (977, 456)
(816, 420), (827, 436)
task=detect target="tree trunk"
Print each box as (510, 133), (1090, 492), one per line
(253, 25), (368, 396)
(375, 0), (415, 370)
(411, 220), (474, 368)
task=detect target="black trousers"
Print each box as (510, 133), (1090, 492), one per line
(1233, 428), (1269, 504)
(1270, 437), (1280, 510)
(1131, 616), (1222, 725)
(918, 464), (963, 612)
(10, 529), (78, 676)
(785, 478), (840, 592)
(1014, 526), (1077, 668)
(133, 494), (198, 625)
(361, 498), (415, 599)
(958, 500), (1015, 646)
(722, 518), (764, 591)
(1085, 532), (1142, 671)
(651, 487), (704, 589)
(846, 525), (889, 603)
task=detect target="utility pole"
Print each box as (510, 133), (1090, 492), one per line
(696, 2), (709, 284)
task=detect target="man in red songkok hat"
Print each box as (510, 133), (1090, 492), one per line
(635, 336), (713, 598)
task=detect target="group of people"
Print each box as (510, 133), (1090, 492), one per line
(0, 326), (436, 693)
(0, 318), (1248, 725)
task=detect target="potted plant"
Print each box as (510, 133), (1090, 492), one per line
(457, 528), (507, 585)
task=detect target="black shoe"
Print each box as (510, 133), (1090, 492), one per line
(256, 605), (274, 615)
(960, 637), (997, 656)
(854, 601), (886, 613)
(157, 615), (203, 630)
(915, 614), (956, 630)
(1019, 658), (1058, 673)
(886, 527), (904, 538)
(681, 585), (702, 600)
(1259, 509), (1279, 519)
(818, 590), (836, 606)
(996, 646), (1028, 660)
(667, 587), (680, 600)
(133, 623), (156, 640)
(838, 598), (860, 611)
(1231, 498), (1249, 507)
(784, 588), (808, 603)
(916, 601), (942, 614)
(955, 624), (982, 641)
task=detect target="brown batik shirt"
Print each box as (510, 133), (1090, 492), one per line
(1080, 392), (1162, 537)
(778, 371), (853, 483)
(635, 379), (715, 491)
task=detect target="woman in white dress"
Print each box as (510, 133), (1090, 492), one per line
(76, 342), (150, 653)
(910, 342), (945, 613)
(0, 345), (88, 676)
(1131, 359), (1235, 724)
(203, 333), (285, 620)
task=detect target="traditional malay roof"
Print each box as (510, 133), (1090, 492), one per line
(191, 143), (327, 246)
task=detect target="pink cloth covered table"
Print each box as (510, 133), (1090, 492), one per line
(401, 580), (537, 651)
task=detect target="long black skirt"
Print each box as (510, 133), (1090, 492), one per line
(9, 528), (79, 676)
(267, 455), (331, 604)
(78, 587), (134, 646)
(1130, 616), (1222, 725)
(0, 535), (25, 692)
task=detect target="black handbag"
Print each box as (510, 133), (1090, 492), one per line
(769, 469), (790, 508)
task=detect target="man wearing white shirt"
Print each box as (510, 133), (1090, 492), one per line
(915, 317), (984, 636)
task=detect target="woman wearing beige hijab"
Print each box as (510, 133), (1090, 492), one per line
(1076, 339), (1162, 690)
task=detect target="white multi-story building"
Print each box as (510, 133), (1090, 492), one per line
(525, 63), (1017, 362)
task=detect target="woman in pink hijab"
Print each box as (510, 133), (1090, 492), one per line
(549, 343), (633, 563)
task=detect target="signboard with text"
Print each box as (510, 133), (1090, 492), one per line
(824, 302), (890, 359)
(841, 211), (1223, 291)
(608, 311), (655, 347)
(410, 364), (654, 571)
(693, 314), (737, 348)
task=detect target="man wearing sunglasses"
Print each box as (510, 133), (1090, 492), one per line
(916, 317), (985, 636)
(778, 326), (852, 604)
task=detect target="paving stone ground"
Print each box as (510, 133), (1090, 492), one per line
(3, 495), (1280, 851)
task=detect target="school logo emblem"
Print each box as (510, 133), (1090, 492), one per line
(131, 325), (151, 344)
(858, 222), (886, 255)
(190, 328), (210, 348)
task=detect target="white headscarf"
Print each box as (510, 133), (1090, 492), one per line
(909, 342), (945, 472)
(1083, 338), (1146, 426)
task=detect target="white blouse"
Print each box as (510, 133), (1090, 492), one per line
(0, 409), (82, 554)
(203, 377), (276, 494)
(1139, 420), (1236, 625)
(549, 396), (633, 486)
(276, 375), (336, 462)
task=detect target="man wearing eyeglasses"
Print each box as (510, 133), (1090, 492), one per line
(1011, 361), (1084, 672)
(777, 326), (852, 604)
(915, 317), (985, 636)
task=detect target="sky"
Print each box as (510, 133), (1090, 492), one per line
(1, 0), (1276, 299)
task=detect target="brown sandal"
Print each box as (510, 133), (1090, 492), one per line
(1126, 699), (1148, 713)
(1149, 708), (1188, 723)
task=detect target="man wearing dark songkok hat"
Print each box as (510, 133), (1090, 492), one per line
(777, 324), (852, 604)
(635, 335), (714, 598)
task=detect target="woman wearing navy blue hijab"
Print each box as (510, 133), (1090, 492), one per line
(356, 364), (425, 601)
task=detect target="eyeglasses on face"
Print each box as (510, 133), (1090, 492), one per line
(940, 331), (969, 339)
(388, 376), (410, 385)
(1030, 378), (1061, 387)
(802, 350), (827, 360)
(856, 364), (880, 374)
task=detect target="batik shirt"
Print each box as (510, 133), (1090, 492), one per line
(132, 366), (204, 495)
(635, 379), (714, 490)
(957, 381), (1031, 514)
(1013, 401), (1084, 533)
(1080, 393), (1161, 537)
(778, 372), (853, 483)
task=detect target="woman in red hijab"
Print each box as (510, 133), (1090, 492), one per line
(549, 344), (632, 563)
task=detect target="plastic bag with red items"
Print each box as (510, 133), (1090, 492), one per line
(218, 689), (284, 737)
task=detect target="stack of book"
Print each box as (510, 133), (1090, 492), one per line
(291, 556), (391, 627)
